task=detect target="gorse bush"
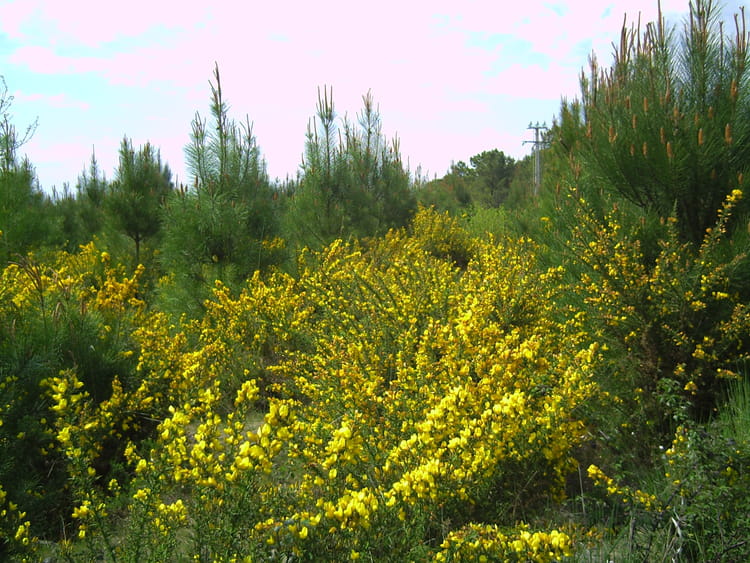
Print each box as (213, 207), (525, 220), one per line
(559, 188), (750, 466)
(1, 209), (598, 561)
(0, 243), (143, 555)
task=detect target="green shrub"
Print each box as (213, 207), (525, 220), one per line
(0, 244), (142, 552)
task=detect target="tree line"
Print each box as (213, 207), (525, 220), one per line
(1, 65), (527, 315)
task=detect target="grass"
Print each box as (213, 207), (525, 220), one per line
(720, 369), (750, 446)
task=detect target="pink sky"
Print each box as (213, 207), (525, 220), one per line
(1, 0), (741, 190)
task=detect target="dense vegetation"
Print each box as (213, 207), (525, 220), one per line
(2, 1), (750, 561)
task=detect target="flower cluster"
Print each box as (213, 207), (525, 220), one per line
(587, 464), (658, 511)
(434, 522), (572, 562)
(0, 483), (35, 555)
(1, 209), (605, 560)
(567, 190), (750, 437)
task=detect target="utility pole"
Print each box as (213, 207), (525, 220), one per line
(524, 122), (548, 196)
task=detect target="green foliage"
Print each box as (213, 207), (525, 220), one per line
(285, 87), (416, 250)
(0, 78), (60, 262)
(52, 185), (86, 253)
(106, 137), (172, 265)
(666, 420), (750, 561)
(52, 151), (108, 253)
(0, 163), (59, 263)
(721, 368), (750, 444)
(159, 187), (284, 318)
(72, 151), (108, 245)
(461, 205), (511, 240)
(417, 150), (517, 212)
(585, 389), (750, 563)
(0, 245), (141, 551)
(159, 64), (283, 316)
(468, 149), (516, 207)
(417, 162), (474, 214)
(516, 6), (750, 559)
(184, 64), (270, 203)
(553, 0), (750, 244)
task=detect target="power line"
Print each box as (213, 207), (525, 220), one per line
(524, 122), (548, 196)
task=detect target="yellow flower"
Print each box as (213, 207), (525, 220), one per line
(684, 380), (698, 394)
(132, 488), (150, 501)
(72, 502), (91, 519)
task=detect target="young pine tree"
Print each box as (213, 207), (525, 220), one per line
(286, 87), (415, 250)
(106, 137), (172, 266)
(54, 151), (108, 251)
(76, 150), (107, 237)
(0, 77), (59, 262)
(159, 64), (282, 315)
(552, 0), (750, 244)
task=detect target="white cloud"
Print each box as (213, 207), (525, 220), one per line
(483, 62), (581, 101)
(13, 90), (90, 110)
(8, 45), (104, 74)
(6, 0), (732, 190)
(0, 0), (209, 47)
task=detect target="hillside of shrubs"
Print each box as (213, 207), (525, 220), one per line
(3, 1), (750, 561)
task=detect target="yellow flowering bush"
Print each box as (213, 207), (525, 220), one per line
(92, 210), (596, 559)
(0, 242), (145, 553)
(434, 522), (572, 562)
(0, 206), (631, 561)
(566, 189), (750, 447)
(0, 208), (607, 560)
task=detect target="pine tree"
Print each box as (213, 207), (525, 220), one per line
(54, 151), (108, 251)
(286, 87), (415, 249)
(553, 0), (750, 244)
(184, 64), (271, 205)
(469, 149), (516, 207)
(76, 149), (107, 239)
(160, 64), (282, 315)
(0, 77), (58, 262)
(107, 137), (172, 265)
